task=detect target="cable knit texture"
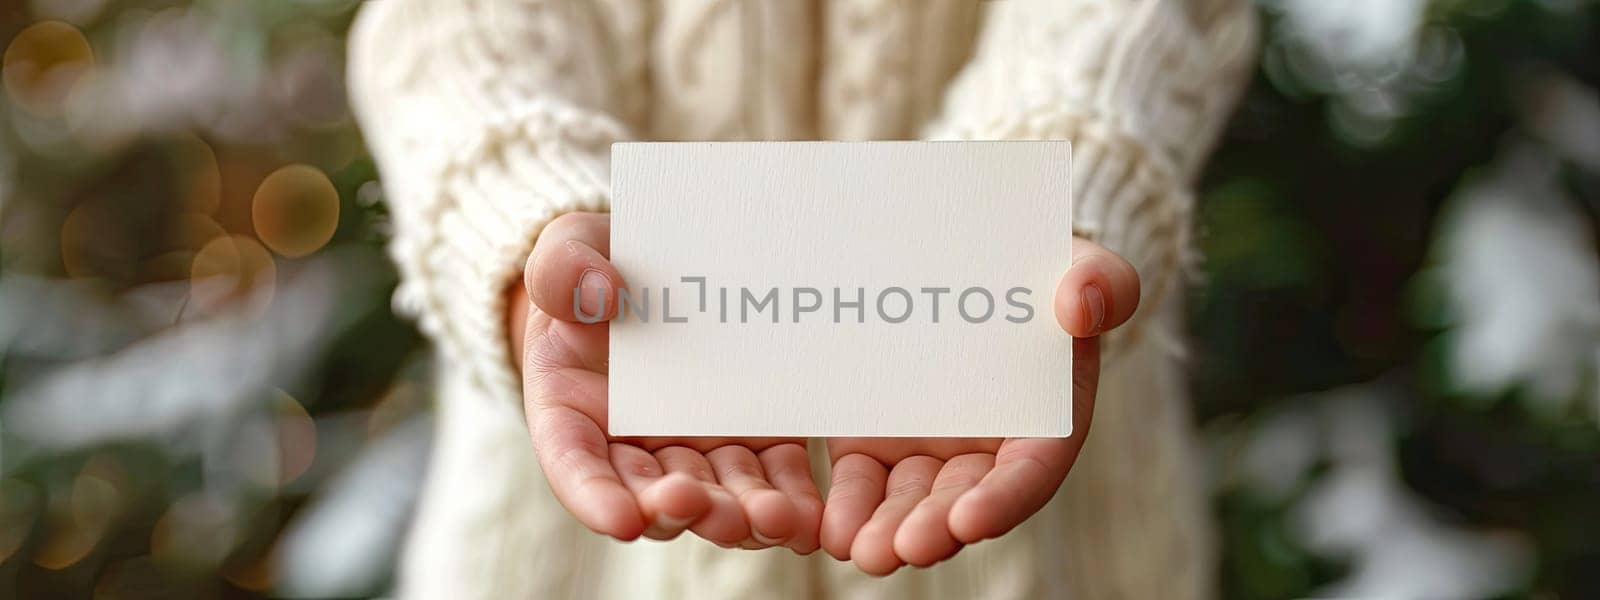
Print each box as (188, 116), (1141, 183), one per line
(347, 0), (1256, 598)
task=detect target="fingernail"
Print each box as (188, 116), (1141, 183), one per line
(751, 531), (784, 545)
(1082, 283), (1105, 334)
(577, 269), (609, 319)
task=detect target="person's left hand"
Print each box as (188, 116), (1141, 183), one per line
(820, 237), (1140, 575)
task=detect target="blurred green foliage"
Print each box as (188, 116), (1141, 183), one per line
(1197, 0), (1600, 597)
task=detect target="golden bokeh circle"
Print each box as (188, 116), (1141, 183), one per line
(3, 20), (95, 117)
(33, 465), (120, 571)
(32, 521), (100, 570)
(58, 202), (102, 279)
(139, 213), (228, 282)
(149, 494), (235, 567)
(252, 164), (339, 258)
(189, 234), (276, 315)
(223, 551), (277, 592)
(272, 390), (317, 486)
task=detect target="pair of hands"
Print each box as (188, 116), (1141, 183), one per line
(509, 212), (1140, 576)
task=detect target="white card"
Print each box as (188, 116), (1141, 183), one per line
(608, 141), (1073, 437)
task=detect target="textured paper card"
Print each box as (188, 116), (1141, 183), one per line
(609, 141), (1073, 437)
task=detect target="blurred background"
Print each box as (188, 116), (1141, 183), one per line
(0, 0), (1595, 597)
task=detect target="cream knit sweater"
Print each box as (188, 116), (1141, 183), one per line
(348, 1), (1256, 598)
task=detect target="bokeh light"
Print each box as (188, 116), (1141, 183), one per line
(32, 520), (100, 570)
(252, 164), (339, 258)
(149, 494), (236, 568)
(274, 389), (317, 486)
(230, 390), (318, 491)
(189, 234), (277, 315)
(223, 548), (277, 592)
(1, 2), (422, 597)
(138, 212), (227, 282)
(3, 20), (95, 117)
(33, 460), (122, 570)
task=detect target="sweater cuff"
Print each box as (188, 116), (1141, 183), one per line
(923, 0), (1258, 349)
(930, 106), (1193, 350)
(385, 105), (621, 409)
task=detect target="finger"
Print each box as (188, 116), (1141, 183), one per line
(893, 453), (994, 567)
(948, 336), (1098, 543)
(655, 446), (749, 545)
(948, 439), (1084, 544)
(524, 311), (610, 375)
(707, 446), (798, 546)
(758, 444), (824, 555)
(1055, 237), (1140, 337)
(821, 454), (887, 561)
(850, 456), (941, 576)
(525, 213), (624, 322)
(610, 444), (709, 540)
(524, 405), (643, 540)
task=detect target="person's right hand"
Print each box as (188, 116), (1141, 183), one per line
(514, 212), (823, 553)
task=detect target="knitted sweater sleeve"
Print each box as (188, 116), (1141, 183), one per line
(928, 0), (1258, 338)
(348, 0), (645, 405)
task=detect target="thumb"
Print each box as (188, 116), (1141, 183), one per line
(1054, 237), (1140, 337)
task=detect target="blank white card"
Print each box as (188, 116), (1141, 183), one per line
(609, 142), (1073, 437)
